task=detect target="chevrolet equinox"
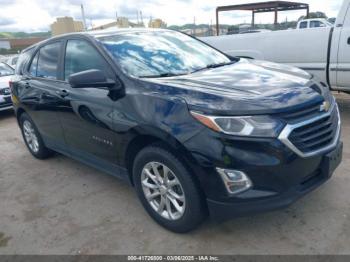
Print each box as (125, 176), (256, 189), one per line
(11, 29), (343, 233)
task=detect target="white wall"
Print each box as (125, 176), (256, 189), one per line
(0, 40), (11, 50)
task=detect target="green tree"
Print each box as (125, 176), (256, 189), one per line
(298, 11), (328, 21)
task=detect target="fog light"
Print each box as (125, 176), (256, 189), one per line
(216, 168), (253, 195)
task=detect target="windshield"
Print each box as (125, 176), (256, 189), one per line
(0, 63), (14, 76)
(99, 31), (231, 78)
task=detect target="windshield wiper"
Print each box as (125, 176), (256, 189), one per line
(139, 61), (236, 78)
(139, 72), (189, 78)
(191, 61), (235, 74)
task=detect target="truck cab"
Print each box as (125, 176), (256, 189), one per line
(297, 19), (333, 29)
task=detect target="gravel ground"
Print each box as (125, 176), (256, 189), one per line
(0, 93), (349, 255)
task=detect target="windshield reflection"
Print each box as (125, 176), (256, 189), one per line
(99, 31), (231, 78)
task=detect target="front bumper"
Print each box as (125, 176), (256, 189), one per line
(183, 116), (343, 221)
(207, 141), (343, 221)
(0, 95), (13, 111)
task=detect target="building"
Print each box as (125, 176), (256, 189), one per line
(180, 26), (227, 37)
(51, 17), (84, 36)
(10, 38), (47, 49)
(0, 39), (11, 50)
(92, 17), (145, 31)
(93, 17), (130, 30)
(149, 18), (167, 28)
(0, 37), (47, 54)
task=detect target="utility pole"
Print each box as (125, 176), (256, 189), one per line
(193, 16), (196, 36)
(210, 19), (213, 36)
(81, 4), (87, 31)
(140, 11), (144, 26)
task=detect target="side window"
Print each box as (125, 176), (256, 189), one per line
(310, 21), (321, 28)
(64, 39), (113, 80)
(299, 22), (308, 29)
(36, 42), (61, 80)
(29, 51), (39, 77)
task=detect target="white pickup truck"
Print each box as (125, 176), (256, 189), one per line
(202, 0), (350, 92)
(297, 19), (333, 29)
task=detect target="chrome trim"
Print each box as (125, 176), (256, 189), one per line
(216, 168), (253, 195)
(0, 105), (13, 111)
(278, 103), (341, 158)
(299, 67), (325, 71)
(330, 68), (350, 72)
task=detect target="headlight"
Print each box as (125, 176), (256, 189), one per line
(191, 111), (284, 137)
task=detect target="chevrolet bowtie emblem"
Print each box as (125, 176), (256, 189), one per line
(320, 101), (331, 112)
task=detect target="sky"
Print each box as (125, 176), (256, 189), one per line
(0, 0), (344, 32)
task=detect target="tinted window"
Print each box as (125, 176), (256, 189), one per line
(64, 40), (112, 80)
(310, 21), (324, 28)
(0, 62), (14, 76)
(29, 51), (39, 77)
(37, 42), (61, 80)
(99, 31), (231, 78)
(299, 22), (308, 28)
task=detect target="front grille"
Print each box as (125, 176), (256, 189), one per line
(288, 106), (339, 154)
(279, 102), (322, 123)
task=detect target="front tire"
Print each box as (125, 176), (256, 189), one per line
(19, 113), (53, 159)
(133, 145), (207, 233)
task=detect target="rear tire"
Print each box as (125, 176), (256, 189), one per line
(133, 145), (207, 233)
(19, 113), (53, 159)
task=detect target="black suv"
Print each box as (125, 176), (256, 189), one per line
(11, 29), (342, 233)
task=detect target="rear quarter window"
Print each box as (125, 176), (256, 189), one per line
(15, 48), (34, 75)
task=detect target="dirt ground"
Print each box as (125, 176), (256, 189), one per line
(0, 93), (349, 255)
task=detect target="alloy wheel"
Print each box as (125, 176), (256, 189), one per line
(23, 120), (39, 153)
(141, 162), (186, 220)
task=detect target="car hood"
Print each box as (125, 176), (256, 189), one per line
(141, 59), (324, 115)
(0, 75), (12, 89)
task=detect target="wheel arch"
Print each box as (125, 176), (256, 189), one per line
(124, 129), (201, 189)
(16, 107), (26, 125)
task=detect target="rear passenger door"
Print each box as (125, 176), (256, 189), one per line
(57, 38), (119, 164)
(19, 41), (67, 150)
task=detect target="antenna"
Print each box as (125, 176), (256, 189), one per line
(81, 4), (87, 31)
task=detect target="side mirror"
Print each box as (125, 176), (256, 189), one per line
(68, 69), (120, 89)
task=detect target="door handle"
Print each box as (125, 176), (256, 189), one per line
(56, 89), (69, 98)
(41, 93), (56, 100)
